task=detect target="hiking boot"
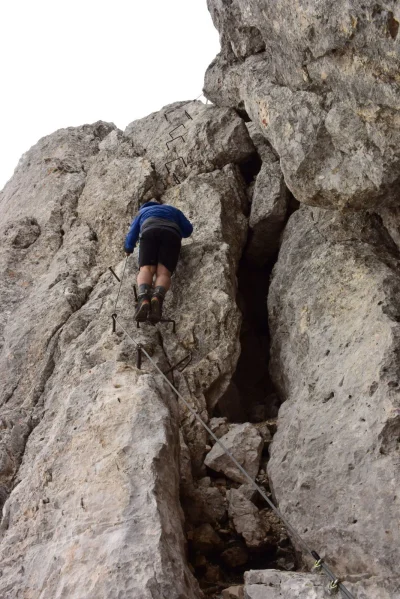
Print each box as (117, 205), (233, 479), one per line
(135, 284), (151, 322)
(149, 286), (166, 324)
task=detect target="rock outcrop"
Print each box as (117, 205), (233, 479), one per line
(205, 1), (400, 597)
(205, 0), (400, 210)
(268, 206), (400, 596)
(0, 104), (257, 597)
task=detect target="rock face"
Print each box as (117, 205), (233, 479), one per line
(205, 3), (400, 596)
(244, 126), (288, 266)
(205, 0), (400, 210)
(0, 103), (254, 597)
(268, 206), (400, 596)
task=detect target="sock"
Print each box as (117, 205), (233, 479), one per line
(138, 283), (151, 297)
(153, 285), (167, 299)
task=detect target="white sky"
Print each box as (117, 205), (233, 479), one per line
(0, 0), (220, 190)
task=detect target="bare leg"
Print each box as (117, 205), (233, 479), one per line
(154, 263), (172, 291)
(135, 265), (156, 322)
(137, 265), (156, 287)
(149, 264), (172, 323)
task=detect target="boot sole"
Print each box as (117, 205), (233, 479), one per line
(135, 301), (150, 322)
(149, 297), (162, 323)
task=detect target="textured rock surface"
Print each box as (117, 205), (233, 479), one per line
(268, 206), (400, 596)
(205, 0), (400, 210)
(222, 585), (244, 599)
(227, 488), (266, 548)
(204, 423), (263, 483)
(0, 102), (254, 597)
(245, 160), (288, 266)
(244, 570), (325, 599)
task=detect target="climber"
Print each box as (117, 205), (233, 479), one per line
(124, 200), (193, 323)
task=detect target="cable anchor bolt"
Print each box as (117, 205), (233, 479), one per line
(312, 558), (324, 572)
(328, 579), (340, 595)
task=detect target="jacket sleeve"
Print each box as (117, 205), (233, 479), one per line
(178, 210), (193, 238)
(124, 215), (141, 253)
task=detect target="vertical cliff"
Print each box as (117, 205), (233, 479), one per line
(205, 1), (400, 597)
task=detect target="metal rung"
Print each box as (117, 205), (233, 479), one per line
(164, 352), (192, 375)
(109, 267), (120, 282)
(166, 136), (186, 150)
(165, 156), (187, 173)
(169, 124), (186, 138)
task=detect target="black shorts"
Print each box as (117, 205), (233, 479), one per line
(139, 228), (182, 273)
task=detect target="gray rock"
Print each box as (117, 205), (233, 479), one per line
(244, 570), (326, 599)
(157, 164), (248, 471)
(227, 488), (267, 548)
(237, 484), (257, 503)
(209, 417), (230, 439)
(205, 1), (400, 209)
(245, 161), (288, 266)
(268, 205), (400, 596)
(204, 423), (263, 484)
(0, 101), (253, 596)
(125, 101), (255, 189)
(222, 584), (245, 599)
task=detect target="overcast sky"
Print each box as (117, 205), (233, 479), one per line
(0, 0), (220, 190)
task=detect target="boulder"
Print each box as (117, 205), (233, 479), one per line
(244, 570), (326, 599)
(182, 485), (227, 526)
(204, 423), (263, 484)
(227, 488), (267, 548)
(209, 417), (230, 439)
(222, 585), (245, 599)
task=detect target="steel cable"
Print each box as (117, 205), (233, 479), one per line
(113, 311), (355, 599)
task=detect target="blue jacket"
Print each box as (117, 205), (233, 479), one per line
(124, 201), (193, 253)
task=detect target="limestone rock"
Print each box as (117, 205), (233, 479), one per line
(268, 205), (400, 596)
(237, 484), (257, 503)
(222, 585), (245, 599)
(157, 164), (248, 470)
(0, 101), (254, 596)
(209, 417), (230, 439)
(227, 488), (267, 548)
(244, 570), (326, 599)
(204, 423), (263, 484)
(205, 1), (400, 209)
(124, 101), (256, 189)
(245, 161), (288, 266)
